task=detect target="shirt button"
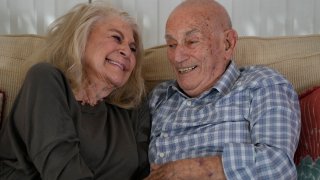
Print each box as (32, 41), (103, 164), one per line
(159, 153), (165, 158)
(186, 101), (192, 106)
(163, 133), (168, 137)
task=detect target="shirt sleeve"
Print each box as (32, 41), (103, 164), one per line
(7, 63), (93, 179)
(222, 82), (301, 179)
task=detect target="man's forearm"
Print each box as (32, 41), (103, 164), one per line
(145, 156), (226, 180)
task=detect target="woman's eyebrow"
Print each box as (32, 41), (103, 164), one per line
(109, 29), (136, 45)
(109, 29), (124, 38)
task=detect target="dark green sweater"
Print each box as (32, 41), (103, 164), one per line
(0, 63), (150, 180)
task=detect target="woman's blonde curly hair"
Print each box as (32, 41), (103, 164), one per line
(38, 2), (145, 109)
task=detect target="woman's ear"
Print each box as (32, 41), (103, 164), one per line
(224, 29), (238, 60)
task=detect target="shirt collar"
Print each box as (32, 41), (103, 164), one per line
(213, 61), (240, 96)
(165, 61), (240, 99)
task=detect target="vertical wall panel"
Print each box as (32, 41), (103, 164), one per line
(290, 0), (315, 35)
(232, 0), (260, 36)
(34, 0), (55, 35)
(158, 0), (182, 46)
(0, 0), (319, 48)
(259, 0), (287, 36)
(315, 0), (320, 34)
(135, 0), (159, 48)
(0, 0), (10, 33)
(54, 0), (88, 17)
(285, 0), (294, 35)
(8, 0), (36, 34)
(0, 0), (87, 35)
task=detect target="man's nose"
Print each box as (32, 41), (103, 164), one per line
(174, 45), (189, 62)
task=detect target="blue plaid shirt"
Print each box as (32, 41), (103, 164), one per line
(149, 61), (300, 179)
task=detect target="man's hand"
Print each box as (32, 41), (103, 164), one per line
(145, 156), (226, 180)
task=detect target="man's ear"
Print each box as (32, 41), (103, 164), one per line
(224, 29), (238, 60)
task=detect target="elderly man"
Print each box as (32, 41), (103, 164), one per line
(146, 0), (301, 179)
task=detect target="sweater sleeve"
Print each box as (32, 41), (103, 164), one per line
(132, 98), (151, 179)
(6, 63), (93, 179)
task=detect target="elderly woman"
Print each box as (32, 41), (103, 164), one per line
(0, 2), (150, 180)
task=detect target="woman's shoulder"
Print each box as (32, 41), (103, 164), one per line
(23, 62), (68, 91)
(26, 62), (64, 81)
(27, 62), (60, 76)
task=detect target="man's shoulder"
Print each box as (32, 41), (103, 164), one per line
(239, 65), (290, 87)
(240, 65), (288, 83)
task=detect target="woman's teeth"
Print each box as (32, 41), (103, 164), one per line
(106, 59), (125, 71)
(178, 66), (197, 74)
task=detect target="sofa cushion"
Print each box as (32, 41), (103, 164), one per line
(234, 35), (320, 93)
(294, 86), (320, 165)
(0, 35), (45, 119)
(295, 86), (320, 179)
(142, 35), (320, 93)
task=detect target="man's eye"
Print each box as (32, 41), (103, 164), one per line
(167, 44), (177, 48)
(187, 40), (198, 45)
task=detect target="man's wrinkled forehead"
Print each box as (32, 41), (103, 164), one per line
(165, 11), (214, 41)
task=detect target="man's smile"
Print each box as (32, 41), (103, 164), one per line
(178, 65), (197, 74)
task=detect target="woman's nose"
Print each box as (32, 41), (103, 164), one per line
(119, 45), (131, 57)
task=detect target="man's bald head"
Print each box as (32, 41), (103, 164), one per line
(168, 0), (232, 33)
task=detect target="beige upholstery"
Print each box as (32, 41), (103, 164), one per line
(1, 34), (320, 122)
(0, 35), (45, 119)
(143, 35), (320, 92)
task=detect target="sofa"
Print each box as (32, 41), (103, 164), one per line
(1, 34), (320, 178)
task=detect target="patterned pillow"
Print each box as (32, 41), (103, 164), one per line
(0, 90), (5, 127)
(296, 156), (320, 179)
(294, 86), (320, 179)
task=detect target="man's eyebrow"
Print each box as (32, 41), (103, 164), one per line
(165, 29), (200, 40)
(185, 29), (200, 36)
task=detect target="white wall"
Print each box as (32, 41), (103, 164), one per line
(1, 0), (319, 48)
(103, 0), (320, 48)
(0, 0), (87, 35)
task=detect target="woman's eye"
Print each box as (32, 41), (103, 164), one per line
(112, 35), (122, 42)
(130, 46), (137, 53)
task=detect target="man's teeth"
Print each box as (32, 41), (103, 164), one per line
(106, 59), (124, 70)
(178, 66), (197, 73)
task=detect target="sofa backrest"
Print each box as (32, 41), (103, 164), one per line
(1, 34), (320, 122)
(143, 35), (320, 93)
(0, 35), (45, 122)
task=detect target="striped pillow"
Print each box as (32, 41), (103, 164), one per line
(0, 90), (4, 127)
